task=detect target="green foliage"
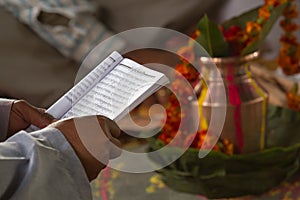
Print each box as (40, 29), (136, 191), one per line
(195, 3), (288, 57)
(241, 3), (288, 55)
(196, 15), (229, 57)
(292, 82), (299, 94)
(222, 6), (260, 30)
(148, 105), (300, 198)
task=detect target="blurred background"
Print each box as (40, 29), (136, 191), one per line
(1, 0), (300, 199)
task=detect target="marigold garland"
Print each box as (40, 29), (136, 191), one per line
(286, 83), (300, 111)
(159, 59), (234, 155)
(220, 0), (299, 74)
(158, 0), (299, 155)
(221, 0), (299, 63)
(277, 0), (300, 75)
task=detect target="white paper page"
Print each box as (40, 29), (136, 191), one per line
(47, 51), (123, 119)
(25, 51), (122, 132)
(63, 58), (168, 121)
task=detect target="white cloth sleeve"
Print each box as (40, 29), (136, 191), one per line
(0, 127), (91, 200)
(0, 98), (14, 142)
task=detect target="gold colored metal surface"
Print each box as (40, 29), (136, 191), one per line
(199, 51), (268, 153)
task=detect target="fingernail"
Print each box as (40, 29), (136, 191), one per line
(38, 108), (47, 113)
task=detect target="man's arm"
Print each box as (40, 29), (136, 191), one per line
(0, 103), (121, 200)
(0, 99), (91, 199)
(0, 99), (55, 141)
(0, 128), (92, 200)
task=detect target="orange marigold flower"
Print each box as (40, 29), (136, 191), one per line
(296, 45), (300, 57)
(191, 30), (200, 40)
(245, 21), (262, 36)
(285, 67), (300, 79)
(222, 25), (247, 55)
(277, 53), (299, 75)
(280, 35), (298, 45)
(283, 4), (299, 18)
(265, 0), (279, 7)
(178, 45), (195, 63)
(223, 25), (243, 42)
(175, 63), (199, 82)
(277, 0), (299, 75)
(280, 20), (299, 32)
(259, 5), (271, 20)
(220, 139), (234, 155)
(287, 92), (300, 111)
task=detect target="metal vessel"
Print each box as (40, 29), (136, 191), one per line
(199, 51), (268, 153)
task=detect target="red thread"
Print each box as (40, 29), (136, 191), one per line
(226, 65), (244, 153)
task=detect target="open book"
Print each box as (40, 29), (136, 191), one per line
(42, 51), (169, 122)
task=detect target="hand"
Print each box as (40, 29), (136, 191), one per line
(49, 116), (121, 181)
(7, 100), (55, 138)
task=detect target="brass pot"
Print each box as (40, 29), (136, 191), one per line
(198, 51), (268, 153)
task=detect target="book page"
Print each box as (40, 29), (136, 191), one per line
(47, 51), (123, 119)
(63, 58), (168, 121)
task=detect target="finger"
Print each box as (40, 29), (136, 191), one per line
(107, 137), (122, 159)
(15, 100), (55, 128)
(97, 116), (121, 138)
(106, 119), (121, 138)
(37, 108), (46, 113)
(95, 116), (122, 159)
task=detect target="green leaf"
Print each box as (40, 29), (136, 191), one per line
(222, 6), (261, 30)
(147, 105), (300, 198)
(196, 15), (229, 57)
(267, 105), (300, 147)
(292, 82), (299, 94)
(152, 141), (300, 198)
(242, 3), (288, 55)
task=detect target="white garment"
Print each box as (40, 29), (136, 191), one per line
(0, 99), (91, 200)
(0, 99), (13, 141)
